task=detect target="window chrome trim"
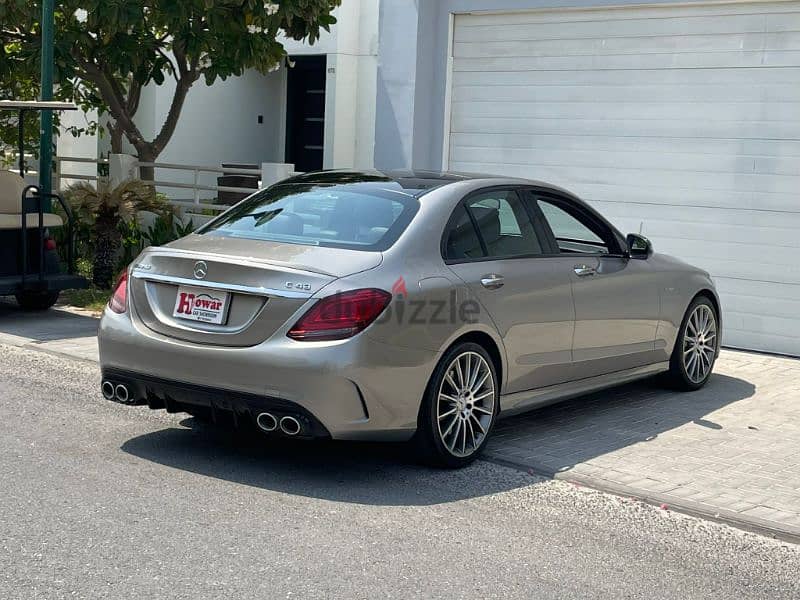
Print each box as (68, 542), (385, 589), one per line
(130, 271), (314, 299)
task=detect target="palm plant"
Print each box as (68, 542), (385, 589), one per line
(65, 179), (166, 289)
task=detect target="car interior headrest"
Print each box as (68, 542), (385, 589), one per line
(469, 205), (501, 244)
(264, 211), (304, 236)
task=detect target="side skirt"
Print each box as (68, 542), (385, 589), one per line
(499, 362), (670, 418)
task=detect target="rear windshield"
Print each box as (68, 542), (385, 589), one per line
(198, 183), (419, 251)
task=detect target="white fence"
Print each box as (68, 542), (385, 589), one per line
(55, 155), (296, 216)
(57, 155), (106, 184)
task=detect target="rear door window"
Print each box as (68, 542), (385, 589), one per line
(466, 190), (543, 258)
(443, 189), (545, 261)
(444, 204), (485, 260)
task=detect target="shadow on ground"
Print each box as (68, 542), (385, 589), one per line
(121, 421), (532, 506)
(487, 373), (755, 474)
(0, 299), (99, 341)
(121, 373), (754, 505)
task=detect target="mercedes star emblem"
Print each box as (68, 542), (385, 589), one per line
(193, 261), (208, 280)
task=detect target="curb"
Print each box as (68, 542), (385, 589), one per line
(0, 337), (99, 366)
(0, 305), (100, 364)
(483, 453), (800, 546)
(0, 329), (100, 366)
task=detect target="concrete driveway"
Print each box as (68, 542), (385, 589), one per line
(1, 300), (798, 541)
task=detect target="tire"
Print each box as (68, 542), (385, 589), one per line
(666, 296), (718, 391)
(15, 291), (60, 311)
(415, 342), (499, 468)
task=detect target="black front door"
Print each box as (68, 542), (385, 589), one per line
(285, 55), (326, 172)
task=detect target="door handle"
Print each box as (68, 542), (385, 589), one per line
(480, 274), (505, 290)
(573, 264), (596, 277)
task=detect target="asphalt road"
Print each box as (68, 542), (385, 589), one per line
(1, 344), (798, 599)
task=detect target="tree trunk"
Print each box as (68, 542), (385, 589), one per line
(135, 144), (157, 183)
(110, 122), (124, 154)
(93, 215), (122, 289)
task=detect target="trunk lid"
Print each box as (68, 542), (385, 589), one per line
(129, 234), (382, 347)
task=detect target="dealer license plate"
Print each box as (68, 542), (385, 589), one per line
(172, 285), (230, 325)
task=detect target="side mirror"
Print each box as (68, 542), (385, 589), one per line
(626, 233), (653, 259)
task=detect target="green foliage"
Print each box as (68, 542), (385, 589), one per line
(74, 256), (93, 281)
(55, 181), (197, 282)
(142, 214), (174, 248)
(143, 211), (196, 247)
(52, 202), (93, 266)
(118, 217), (145, 268)
(63, 178), (167, 287)
(175, 216), (195, 239)
(1, 16), (100, 168)
(65, 179), (165, 222)
(0, 74), (40, 168)
(61, 287), (113, 312)
(1, 1), (340, 162)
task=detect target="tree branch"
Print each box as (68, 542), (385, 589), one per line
(151, 69), (199, 154)
(75, 56), (148, 148)
(172, 38), (196, 76)
(127, 78), (142, 117)
(155, 47), (179, 82)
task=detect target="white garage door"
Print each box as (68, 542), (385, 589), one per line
(447, 1), (800, 356)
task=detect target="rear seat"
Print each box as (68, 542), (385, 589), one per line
(0, 170), (63, 230)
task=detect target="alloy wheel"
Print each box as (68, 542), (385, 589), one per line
(436, 351), (495, 458)
(682, 304), (717, 384)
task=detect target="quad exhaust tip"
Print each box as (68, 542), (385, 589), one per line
(256, 412), (278, 433)
(101, 381), (115, 400)
(279, 415), (302, 436)
(114, 384), (130, 404)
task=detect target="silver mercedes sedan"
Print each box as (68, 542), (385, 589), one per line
(99, 170), (720, 467)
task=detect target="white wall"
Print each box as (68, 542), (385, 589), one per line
(56, 107), (99, 190)
(148, 68), (284, 198)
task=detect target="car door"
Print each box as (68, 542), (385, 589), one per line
(443, 188), (575, 393)
(527, 190), (661, 378)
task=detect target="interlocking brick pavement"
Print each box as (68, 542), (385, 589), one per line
(486, 350), (800, 539)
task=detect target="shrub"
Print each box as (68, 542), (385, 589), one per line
(64, 179), (166, 289)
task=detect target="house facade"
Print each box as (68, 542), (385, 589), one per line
(373, 0), (800, 357)
(57, 0), (379, 191)
(136, 0), (379, 174)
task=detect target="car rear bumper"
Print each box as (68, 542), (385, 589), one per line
(101, 367), (332, 438)
(98, 308), (439, 442)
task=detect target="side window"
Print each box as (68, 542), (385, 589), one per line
(444, 204), (485, 260)
(537, 198), (611, 255)
(467, 190), (543, 258)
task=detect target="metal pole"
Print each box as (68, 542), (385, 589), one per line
(39, 0), (55, 207)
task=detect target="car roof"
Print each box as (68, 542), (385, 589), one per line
(276, 169), (540, 197)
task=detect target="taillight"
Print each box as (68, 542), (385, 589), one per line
(287, 288), (391, 341)
(44, 237), (57, 251)
(108, 270), (129, 314)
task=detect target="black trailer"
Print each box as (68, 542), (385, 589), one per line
(0, 101), (87, 309)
